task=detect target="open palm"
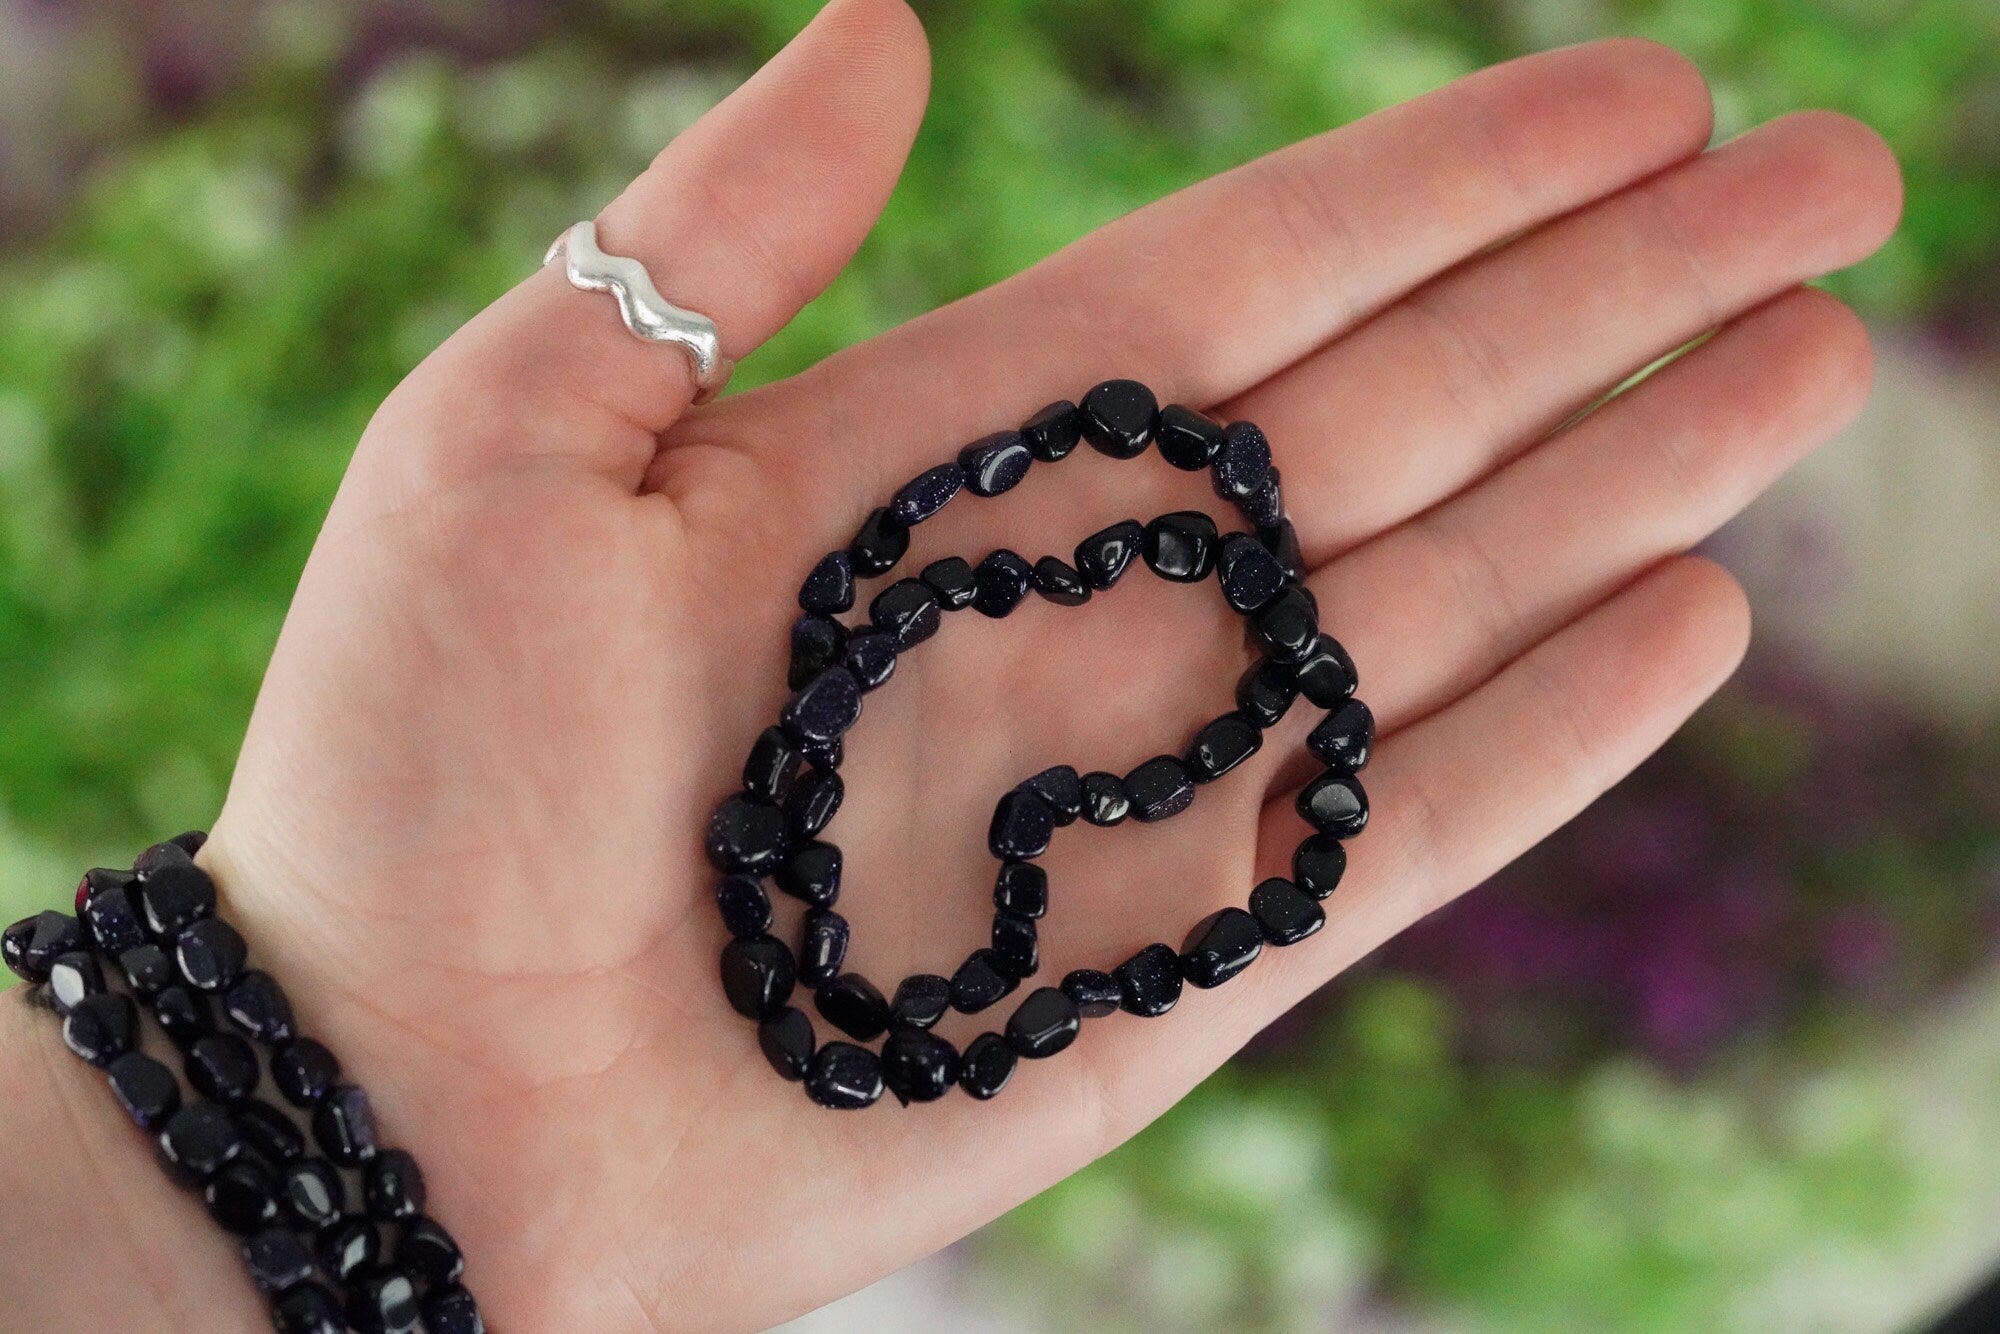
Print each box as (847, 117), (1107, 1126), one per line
(96, 2), (1903, 1328)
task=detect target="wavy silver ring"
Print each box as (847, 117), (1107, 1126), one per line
(544, 219), (734, 404)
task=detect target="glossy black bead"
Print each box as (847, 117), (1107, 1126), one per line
(396, 1216), (466, 1287)
(1154, 404), (1226, 470)
(1115, 943), (1184, 1017)
(1307, 698), (1374, 771)
(920, 555), (977, 611)
(62, 991), (136, 1067)
(205, 1157), (282, 1233)
(950, 949), (1018, 1013)
(152, 983), (214, 1049)
(1031, 555), (1091, 606)
(1060, 968), (1123, 1018)
(798, 549), (855, 616)
(889, 973), (952, 1030)
(1295, 635), (1358, 707)
(1124, 755), (1195, 823)
(77, 868), (146, 955)
(158, 1102), (245, 1185)
(775, 839), (842, 908)
(1021, 400), (1083, 461)
(138, 861), (217, 938)
(1005, 986), (1081, 1059)
(743, 726), (802, 802)
(1186, 712), (1262, 782)
(704, 794), (789, 874)
(842, 629), (899, 692)
(1072, 519), (1145, 590)
(237, 1098), (305, 1164)
(1023, 764), (1084, 826)
(788, 613), (847, 690)
(971, 548), (1034, 617)
(1142, 511), (1220, 582)
(1241, 467), (1284, 526)
(46, 950), (103, 1015)
(785, 768), (843, 840)
(175, 916), (248, 991)
(1080, 378), (1158, 458)
(848, 506), (910, 576)
(1252, 585), (1320, 664)
(312, 1084), (380, 1167)
(958, 429), (1034, 496)
(782, 665), (863, 747)
(223, 970), (296, 1044)
(881, 1028), (960, 1105)
(347, 1269), (422, 1334)
(1235, 657), (1299, 729)
(1080, 771), (1131, 825)
(365, 1148), (426, 1221)
(990, 912), (1039, 980)
(1216, 531), (1287, 614)
(870, 578), (942, 648)
(758, 1005), (815, 1080)
(245, 1226), (316, 1294)
(281, 1158), (347, 1229)
(720, 934), (796, 1020)
(3, 909), (81, 983)
(988, 789), (1055, 860)
(1298, 771), (1369, 837)
(271, 1280), (344, 1334)
(993, 861), (1048, 918)
(187, 1033), (260, 1104)
(1256, 518), (1305, 579)
(957, 1032), (1017, 1099)
(814, 972), (892, 1042)
(272, 1038), (341, 1108)
(117, 943), (176, 998)
(804, 1040), (884, 1109)
(1250, 877), (1325, 945)
(1212, 420), (1273, 504)
(1180, 908), (1264, 989)
(423, 1286), (484, 1334)
(890, 461), (964, 525)
(318, 1216), (382, 1284)
(1293, 834), (1347, 900)
(799, 732), (843, 771)
(107, 1051), (181, 1130)
(715, 874), (772, 939)
(798, 908), (849, 987)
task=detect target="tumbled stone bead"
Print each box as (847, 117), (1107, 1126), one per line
(153, 984), (215, 1050)
(158, 1102), (245, 1184)
(882, 1028), (960, 1105)
(1213, 420), (1274, 505)
(814, 972), (892, 1042)
(245, 1226), (316, 1294)
(3, 909), (82, 983)
(1235, 657), (1299, 729)
(920, 555), (977, 610)
(720, 934), (796, 1020)
(1080, 771), (1131, 826)
(237, 1097), (305, 1164)
(804, 1040), (885, 1109)
(1180, 908), (1264, 989)
(1295, 635), (1358, 707)
(62, 992), (137, 1067)
(319, 1216), (382, 1284)
(958, 429), (1034, 496)
(423, 1286), (485, 1334)
(715, 874), (772, 939)
(798, 549), (855, 616)
(313, 1083), (380, 1167)
(1241, 467), (1284, 526)
(1298, 771), (1369, 837)
(1308, 698), (1374, 771)
(187, 1033), (261, 1104)
(396, 1216), (466, 1287)
(1250, 877), (1325, 945)
(870, 578), (942, 648)
(775, 840), (842, 907)
(117, 943), (176, 998)
(107, 1051), (181, 1130)
(788, 613), (847, 689)
(988, 789), (1055, 860)
(1186, 713), (1262, 783)
(1005, 986), (1081, 1060)
(799, 732), (843, 771)
(758, 1005), (815, 1081)
(224, 970), (296, 1044)
(1072, 519), (1145, 590)
(78, 868), (147, 956)
(1252, 585), (1319, 664)
(1142, 511), (1220, 582)
(848, 506), (910, 576)
(1031, 556), (1090, 606)
(1256, 518), (1305, 580)
(971, 548), (1034, 617)
(1023, 764), (1084, 827)
(993, 861), (1048, 919)
(1216, 532), (1287, 614)
(348, 1269), (423, 1334)
(1060, 968), (1123, 1018)
(958, 1032), (1017, 1100)
(281, 1158), (347, 1229)
(46, 950), (104, 1015)
(889, 973), (952, 1030)
(951, 949), (1017, 1013)
(271, 1280), (345, 1334)
(990, 912), (1039, 980)
(206, 1157), (282, 1233)
(134, 838), (194, 879)
(176, 916), (248, 991)
(890, 461), (965, 525)
(842, 629), (898, 692)
(1124, 755), (1195, 823)
(1292, 834), (1347, 901)
(139, 861), (218, 938)
(743, 726), (802, 802)
(1154, 404), (1226, 470)
(782, 665), (863, 747)
(798, 908), (849, 987)
(705, 794), (789, 874)
(785, 768), (843, 840)
(1080, 378), (1158, 458)
(272, 1038), (341, 1108)
(1114, 944), (1183, 1017)
(1021, 399), (1083, 461)
(365, 1148), (427, 1221)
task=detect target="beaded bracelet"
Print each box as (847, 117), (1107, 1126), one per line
(705, 379), (1373, 1109)
(5, 835), (479, 1334)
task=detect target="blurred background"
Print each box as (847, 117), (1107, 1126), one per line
(0, 1), (1995, 1330)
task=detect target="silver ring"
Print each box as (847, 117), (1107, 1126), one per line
(544, 220), (734, 404)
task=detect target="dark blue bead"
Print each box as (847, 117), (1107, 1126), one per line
(1293, 834), (1347, 900)
(814, 973), (891, 1042)
(798, 732), (843, 771)
(62, 992), (137, 1067)
(1241, 466), (1284, 526)
(271, 1038), (340, 1107)
(152, 984), (214, 1050)
(313, 1084), (380, 1166)
(870, 578), (942, 648)
(281, 1158), (346, 1228)
(318, 1217), (381, 1283)
(781, 666), (863, 745)
(422, 1286), (484, 1334)
(1005, 986), (1080, 1058)
(988, 789), (1055, 859)
(157, 1102), (245, 1184)
(224, 971), (296, 1044)
(957, 430), (1034, 496)
(890, 462), (965, 525)
(1142, 511), (1220, 582)
(715, 874), (772, 939)
(705, 794), (789, 874)
(1216, 532), (1287, 614)
(1154, 404), (1226, 470)
(1031, 556), (1090, 605)
(1307, 698), (1374, 771)
(950, 949), (1017, 1013)
(77, 868), (146, 955)
(784, 768), (843, 840)
(990, 912), (1039, 980)
(993, 861), (1048, 918)
(175, 916), (248, 992)
(237, 1097), (305, 1164)
(1253, 586), (1320, 663)
(245, 1226), (316, 1294)
(1124, 756), (1194, 823)
(134, 839), (194, 878)
(205, 1157), (281, 1234)
(271, 1280), (344, 1334)
(1250, 877), (1325, 945)
(1073, 519), (1146, 589)
(117, 943), (176, 998)
(1114, 944), (1183, 1017)
(1256, 518), (1305, 580)
(1060, 968), (1123, 1018)
(1236, 657), (1299, 729)
(842, 629), (898, 691)
(1180, 908), (1264, 988)
(138, 862), (217, 938)
(743, 726), (802, 802)
(1080, 771), (1130, 826)
(46, 950), (103, 1015)
(3, 910), (82, 983)
(971, 549), (1034, 617)
(798, 550), (855, 616)
(788, 613), (847, 689)
(758, 1005), (814, 1080)
(882, 1028), (960, 1104)
(889, 973), (952, 1030)
(804, 1041), (883, 1109)
(1021, 400), (1083, 461)
(848, 506), (910, 576)
(1186, 713), (1262, 783)
(107, 1051), (181, 1129)
(397, 1217), (466, 1287)
(958, 1032), (1017, 1099)
(775, 840), (842, 907)
(186, 1033), (259, 1104)
(1298, 771), (1368, 837)
(798, 908), (849, 987)
(364, 1148), (426, 1221)
(720, 934), (796, 1020)
(1295, 635), (1358, 707)
(1022, 764), (1084, 826)
(345, 1266), (420, 1334)
(1080, 379), (1157, 458)
(920, 556), (977, 610)
(1212, 420), (1273, 504)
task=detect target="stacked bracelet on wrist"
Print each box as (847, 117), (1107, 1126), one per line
(5, 833), (479, 1334)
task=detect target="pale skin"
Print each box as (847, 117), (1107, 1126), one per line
(0, 1), (1905, 1329)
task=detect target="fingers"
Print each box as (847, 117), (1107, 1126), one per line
(1234, 109), (1903, 561)
(362, 0), (930, 492)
